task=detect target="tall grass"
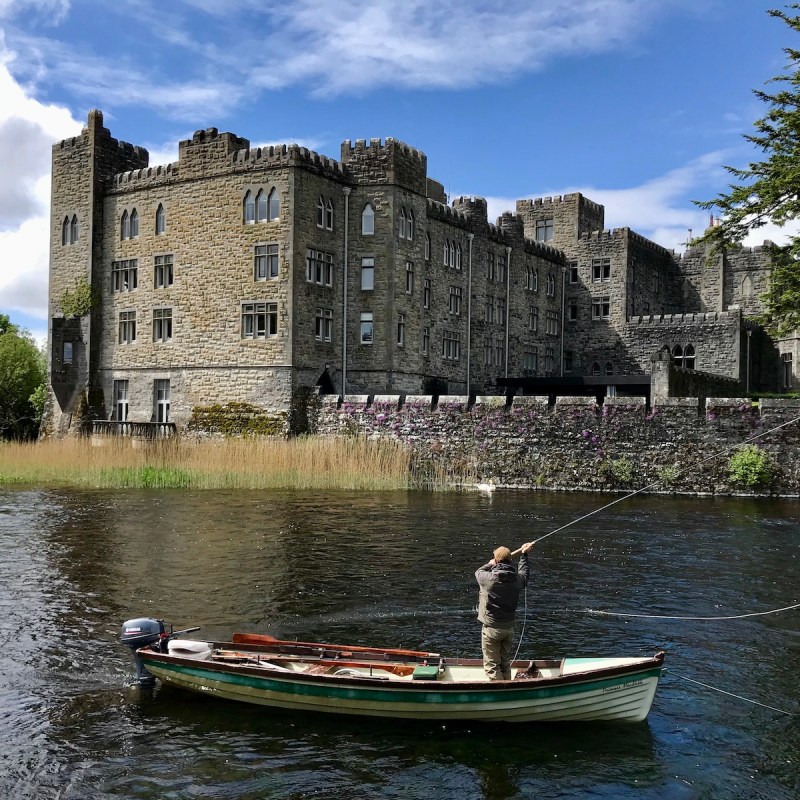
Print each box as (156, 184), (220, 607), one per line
(0, 436), (415, 491)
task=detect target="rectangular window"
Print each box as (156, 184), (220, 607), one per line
(424, 234), (430, 261)
(546, 309), (560, 335)
(361, 257), (375, 291)
(242, 301), (278, 338)
(118, 311), (136, 344)
(545, 347), (555, 373)
(396, 313), (405, 346)
(591, 257), (611, 283)
(448, 286), (462, 316)
(423, 278), (431, 309)
(422, 325), (429, 356)
(442, 330), (461, 361)
(306, 248), (333, 287)
(152, 307), (173, 343)
(405, 261), (414, 294)
(154, 255), (173, 289)
(569, 261), (578, 284)
(535, 218), (554, 242)
(63, 341), (73, 365)
(564, 350), (574, 372)
(592, 296), (611, 319)
(154, 378), (170, 424)
(529, 306), (539, 332)
(484, 337), (492, 366)
(568, 300), (578, 321)
(360, 312), (373, 344)
(484, 295), (494, 324)
(523, 349), (537, 376)
(496, 297), (506, 327)
(487, 252), (495, 282)
(494, 337), (504, 368)
(112, 259), (138, 293)
(113, 379), (129, 421)
(255, 243), (279, 280)
(497, 255), (506, 284)
(315, 307), (333, 342)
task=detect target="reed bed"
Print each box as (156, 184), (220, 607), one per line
(0, 436), (416, 491)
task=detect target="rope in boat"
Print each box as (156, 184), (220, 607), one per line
(529, 413), (800, 547)
(586, 601), (800, 620)
(668, 671), (795, 716)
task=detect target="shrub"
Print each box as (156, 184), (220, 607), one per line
(728, 445), (775, 488)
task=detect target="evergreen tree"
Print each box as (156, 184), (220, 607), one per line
(696, 5), (800, 337)
(0, 327), (46, 439)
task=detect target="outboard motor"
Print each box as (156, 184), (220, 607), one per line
(120, 617), (165, 685)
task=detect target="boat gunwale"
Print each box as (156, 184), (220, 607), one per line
(138, 646), (665, 694)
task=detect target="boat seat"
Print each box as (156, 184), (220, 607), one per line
(513, 661), (538, 680)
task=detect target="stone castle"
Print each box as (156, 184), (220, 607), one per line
(42, 110), (798, 435)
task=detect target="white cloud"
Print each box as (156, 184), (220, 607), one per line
(0, 0), (70, 22)
(0, 40), (80, 326)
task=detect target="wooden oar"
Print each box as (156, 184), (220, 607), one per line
(213, 649), (417, 676)
(231, 632), (439, 660)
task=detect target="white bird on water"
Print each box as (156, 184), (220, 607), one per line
(476, 478), (496, 493)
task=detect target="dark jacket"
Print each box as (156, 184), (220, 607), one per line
(475, 553), (529, 629)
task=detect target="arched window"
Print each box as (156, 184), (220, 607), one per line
(449, 241), (455, 268)
(267, 188), (280, 221)
(325, 198), (334, 230)
(455, 243), (462, 270)
(361, 203), (374, 235)
(672, 344), (684, 368)
(256, 189), (268, 222)
(155, 204), (165, 235)
(243, 191), (255, 224)
(316, 196), (325, 228)
(604, 362), (614, 376)
(443, 240), (449, 266)
(533, 269), (539, 292)
(424, 232), (431, 261)
(399, 207), (407, 239)
(120, 210), (129, 240)
(742, 274), (753, 297)
(684, 344), (696, 370)
(591, 362), (601, 376)
(62, 217), (70, 246)
(547, 273), (555, 296)
(407, 209), (414, 240)
(70, 215), (79, 243)
(129, 208), (139, 238)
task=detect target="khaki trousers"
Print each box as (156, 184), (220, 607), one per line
(481, 625), (514, 680)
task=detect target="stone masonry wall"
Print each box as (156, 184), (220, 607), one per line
(312, 394), (800, 495)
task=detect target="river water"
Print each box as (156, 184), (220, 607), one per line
(0, 488), (797, 799)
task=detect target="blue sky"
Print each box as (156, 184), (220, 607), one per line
(0, 0), (793, 344)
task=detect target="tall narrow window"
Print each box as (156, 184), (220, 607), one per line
(684, 344), (696, 370)
(255, 244), (279, 280)
(408, 209), (414, 240)
(423, 278), (431, 309)
(315, 307), (333, 342)
(569, 261), (578, 283)
(244, 191), (255, 224)
(443, 240), (450, 267)
(360, 312), (374, 344)
(455, 243), (462, 270)
(62, 217), (70, 245)
(154, 254), (174, 288)
(113, 379), (129, 421)
(496, 254), (505, 282)
(449, 286), (462, 316)
(267, 188), (280, 221)
(63, 341), (73, 365)
(488, 253), (496, 282)
(672, 344), (684, 367)
(361, 204), (375, 235)
(405, 261), (414, 294)
(256, 189), (268, 223)
(397, 313), (405, 346)
(129, 208), (139, 238)
(422, 326), (430, 356)
(529, 306), (539, 332)
(546, 273), (555, 296)
(155, 204), (165, 235)
(70, 215), (79, 244)
(399, 207), (408, 240)
(361, 257), (374, 290)
(118, 311), (136, 344)
(449, 241), (455, 269)
(120, 210), (130, 240)
(424, 232), (431, 261)
(442, 330), (460, 361)
(154, 379), (170, 424)
(152, 308), (173, 343)
(604, 362), (614, 376)
(325, 198), (334, 230)
(316, 196), (325, 228)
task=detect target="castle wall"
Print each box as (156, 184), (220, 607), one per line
(313, 394), (800, 495)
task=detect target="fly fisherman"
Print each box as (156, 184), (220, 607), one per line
(475, 542), (533, 680)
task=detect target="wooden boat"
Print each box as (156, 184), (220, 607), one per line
(121, 621), (665, 723)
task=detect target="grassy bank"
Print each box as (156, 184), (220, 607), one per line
(0, 436), (422, 491)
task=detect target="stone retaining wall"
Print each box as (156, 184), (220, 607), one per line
(312, 394), (800, 495)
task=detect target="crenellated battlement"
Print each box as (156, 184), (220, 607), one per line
(341, 136), (426, 165)
(627, 310), (740, 325)
(111, 162), (179, 189)
(426, 198), (470, 228)
(451, 195), (488, 217)
(181, 127), (250, 152)
(234, 143), (345, 179)
(522, 238), (565, 261)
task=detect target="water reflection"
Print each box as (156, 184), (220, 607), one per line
(0, 488), (798, 799)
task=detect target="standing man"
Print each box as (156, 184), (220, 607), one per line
(475, 542), (533, 680)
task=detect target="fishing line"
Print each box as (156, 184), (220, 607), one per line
(586, 601), (800, 620)
(530, 413), (800, 547)
(668, 671), (794, 716)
